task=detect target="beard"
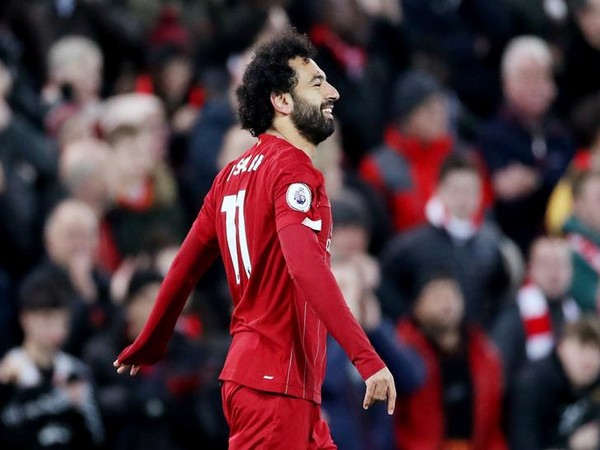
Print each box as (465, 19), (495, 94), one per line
(290, 92), (335, 145)
(417, 318), (464, 354)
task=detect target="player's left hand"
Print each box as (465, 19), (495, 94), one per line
(113, 359), (140, 376)
(363, 366), (396, 415)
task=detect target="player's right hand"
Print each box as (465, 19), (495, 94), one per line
(363, 366), (396, 415)
(113, 359), (140, 376)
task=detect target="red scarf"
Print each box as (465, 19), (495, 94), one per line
(516, 283), (579, 360)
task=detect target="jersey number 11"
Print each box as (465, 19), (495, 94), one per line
(221, 190), (252, 284)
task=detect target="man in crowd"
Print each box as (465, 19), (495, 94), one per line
(478, 35), (574, 254)
(84, 270), (226, 449)
(359, 69), (454, 233)
(509, 316), (600, 450)
(29, 199), (114, 357)
(492, 237), (579, 398)
(323, 196), (425, 450)
(395, 273), (507, 450)
(379, 153), (511, 328)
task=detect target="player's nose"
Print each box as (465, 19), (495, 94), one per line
(325, 81), (340, 102)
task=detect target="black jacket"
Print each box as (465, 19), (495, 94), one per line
(478, 106), (575, 254)
(379, 222), (509, 328)
(0, 114), (58, 276)
(509, 352), (600, 450)
(83, 320), (229, 450)
(0, 349), (103, 450)
(492, 296), (577, 396)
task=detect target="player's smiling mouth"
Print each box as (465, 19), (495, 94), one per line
(322, 104), (334, 117)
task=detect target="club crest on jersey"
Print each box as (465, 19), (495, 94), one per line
(286, 183), (311, 212)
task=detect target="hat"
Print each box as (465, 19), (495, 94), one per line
(392, 70), (444, 120)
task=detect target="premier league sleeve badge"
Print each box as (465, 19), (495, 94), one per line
(286, 183), (312, 212)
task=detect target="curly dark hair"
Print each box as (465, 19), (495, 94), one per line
(236, 30), (317, 137)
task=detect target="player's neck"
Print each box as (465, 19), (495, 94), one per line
(268, 121), (316, 159)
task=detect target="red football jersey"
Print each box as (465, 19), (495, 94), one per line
(118, 133), (384, 403)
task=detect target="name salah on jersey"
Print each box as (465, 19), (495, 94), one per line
(225, 150), (314, 215)
(226, 153), (265, 181)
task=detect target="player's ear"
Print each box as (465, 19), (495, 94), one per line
(270, 91), (293, 115)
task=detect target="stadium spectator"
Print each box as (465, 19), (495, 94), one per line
(57, 138), (121, 274)
(379, 153), (512, 327)
(181, 2), (293, 219)
(359, 69), (454, 233)
(0, 59), (59, 278)
(558, 0), (600, 117)
(26, 199), (114, 357)
(100, 93), (186, 260)
(135, 29), (203, 171)
(44, 36), (103, 137)
(562, 170), (600, 311)
(478, 35), (575, 255)
(546, 92), (600, 233)
(323, 197), (425, 450)
(181, 69), (234, 215)
(19, 0), (145, 96)
(83, 270), (228, 450)
(395, 273), (507, 450)
(492, 237), (579, 398)
(310, 0), (390, 165)
(509, 316), (600, 450)
(313, 127), (393, 253)
(0, 269), (104, 449)
(401, 0), (514, 118)
(58, 138), (113, 217)
(0, 1), (50, 128)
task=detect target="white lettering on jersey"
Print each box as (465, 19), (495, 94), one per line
(286, 183), (311, 212)
(227, 154), (264, 181)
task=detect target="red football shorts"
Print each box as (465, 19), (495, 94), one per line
(221, 381), (337, 449)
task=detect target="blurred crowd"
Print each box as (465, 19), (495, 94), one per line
(0, 0), (600, 449)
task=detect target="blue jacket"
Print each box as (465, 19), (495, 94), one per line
(322, 319), (425, 450)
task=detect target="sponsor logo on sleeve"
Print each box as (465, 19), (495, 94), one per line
(286, 183), (311, 212)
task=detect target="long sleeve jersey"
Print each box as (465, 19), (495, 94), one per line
(118, 133), (385, 403)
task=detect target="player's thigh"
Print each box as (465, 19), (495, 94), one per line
(221, 381), (314, 450)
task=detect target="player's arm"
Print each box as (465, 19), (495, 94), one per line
(114, 197), (220, 374)
(278, 224), (396, 413)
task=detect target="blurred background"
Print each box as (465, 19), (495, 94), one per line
(0, 0), (600, 449)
